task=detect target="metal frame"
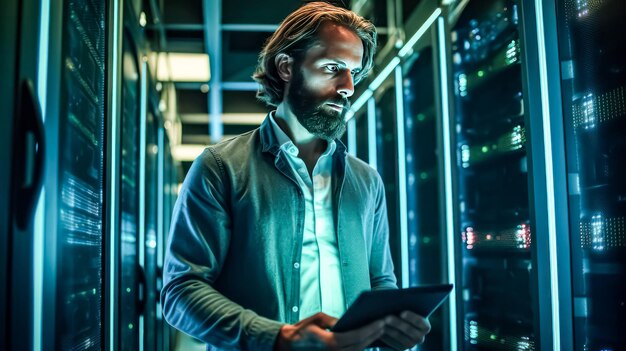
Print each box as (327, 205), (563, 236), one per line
(519, 0), (573, 349)
(105, 0), (124, 349)
(394, 65), (409, 288)
(367, 97), (378, 170)
(204, 0), (223, 142)
(347, 117), (357, 156)
(41, 0), (64, 346)
(138, 58), (149, 351)
(33, 0), (51, 347)
(435, 14), (459, 351)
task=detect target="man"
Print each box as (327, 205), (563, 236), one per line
(161, 2), (431, 350)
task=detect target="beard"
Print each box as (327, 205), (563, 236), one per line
(286, 67), (350, 141)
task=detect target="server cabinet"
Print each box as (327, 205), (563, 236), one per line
(554, 0), (626, 349)
(449, 0), (538, 349)
(40, 0), (114, 348)
(0, 0), (44, 349)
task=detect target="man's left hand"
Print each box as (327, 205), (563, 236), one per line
(379, 311), (431, 350)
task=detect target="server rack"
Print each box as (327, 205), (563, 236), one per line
(35, 0), (176, 348)
(347, 0), (624, 349)
(553, 0), (626, 349)
(447, 1), (542, 349)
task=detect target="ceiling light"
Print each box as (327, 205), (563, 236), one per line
(154, 52), (211, 82)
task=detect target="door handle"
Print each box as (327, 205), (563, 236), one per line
(12, 79), (45, 230)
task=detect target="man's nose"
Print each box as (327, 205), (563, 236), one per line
(337, 71), (355, 98)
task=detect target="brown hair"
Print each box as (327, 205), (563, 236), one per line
(252, 2), (377, 107)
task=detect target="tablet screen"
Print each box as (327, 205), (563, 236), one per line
(331, 284), (453, 333)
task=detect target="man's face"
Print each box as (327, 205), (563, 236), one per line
(285, 22), (364, 141)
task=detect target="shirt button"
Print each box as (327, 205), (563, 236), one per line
(292, 306), (299, 313)
(293, 262), (300, 269)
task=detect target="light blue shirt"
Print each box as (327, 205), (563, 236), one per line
(269, 112), (346, 320)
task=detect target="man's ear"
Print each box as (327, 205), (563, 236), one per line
(275, 53), (293, 82)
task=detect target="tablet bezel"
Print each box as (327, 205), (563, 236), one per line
(331, 283), (453, 333)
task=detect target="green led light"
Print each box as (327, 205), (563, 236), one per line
(481, 146), (489, 153)
(417, 113), (426, 121)
(477, 70), (485, 77)
(420, 172), (428, 180)
(490, 334), (497, 340)
(129, 324), (134, 329)
(423, 237), (431, 244)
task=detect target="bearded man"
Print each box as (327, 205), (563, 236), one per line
(161, 2), (431, 350)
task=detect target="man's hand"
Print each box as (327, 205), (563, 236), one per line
(274, 312), (385, 351)
(379, 311), (431, 350)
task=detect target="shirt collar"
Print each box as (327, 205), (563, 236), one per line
(268, 111), (336, 158)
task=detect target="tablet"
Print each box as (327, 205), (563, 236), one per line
(331, 284), (453, 338)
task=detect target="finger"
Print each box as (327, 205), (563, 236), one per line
(399, 311), (431, 333)
(300, 324), (336, 349)
(379, 333), (408, 351)
(381, 318), (417, 349)
(352, 322), (387, 351)
(335, 319), (385, 349)
(386, 315), (426, 342)
(296, 312), (338, 330)
(338, 327), (385, 351)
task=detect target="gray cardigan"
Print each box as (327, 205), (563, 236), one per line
(161, 115), (397, 350)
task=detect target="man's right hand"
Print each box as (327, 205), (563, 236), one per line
(274, 312), (385, 351)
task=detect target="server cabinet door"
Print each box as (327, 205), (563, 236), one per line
(46, 0), (107, 348)
(0, 0), (44, 349)
(555, 1), (626, 350)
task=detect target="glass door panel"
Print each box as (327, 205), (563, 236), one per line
(55, 0), (106, 348)
(556, 1), (626, 350)
(375, 78), (402, 286)
(144, 110), (159, 350)
(450, 0), (536, 349)
(119, 37), (140, 350)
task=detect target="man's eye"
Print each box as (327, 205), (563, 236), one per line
(325, 65), (339, 73)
